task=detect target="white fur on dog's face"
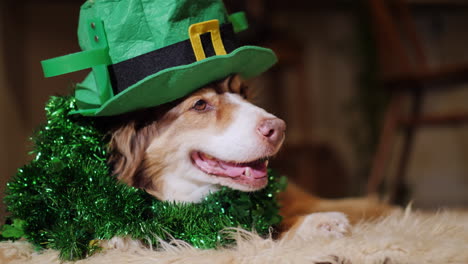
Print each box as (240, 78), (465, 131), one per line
(123, 76), (285, 203)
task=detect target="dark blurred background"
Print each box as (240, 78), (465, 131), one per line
(1, 0), (468, 222)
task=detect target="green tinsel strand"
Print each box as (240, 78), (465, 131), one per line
(4, 96), (287, 261)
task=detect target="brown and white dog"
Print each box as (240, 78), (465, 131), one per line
(105, 75), (392, 239)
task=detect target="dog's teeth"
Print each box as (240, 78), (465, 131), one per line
(245, 168), (252, 177)
(201, 153), (215, 160)
(265, 160), (269, 167)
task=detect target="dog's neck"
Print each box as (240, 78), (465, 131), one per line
(147, 163), (221, 202)
(154, 177), (219, 203)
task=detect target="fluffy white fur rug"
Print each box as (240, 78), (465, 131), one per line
(1, 208), (468, 264)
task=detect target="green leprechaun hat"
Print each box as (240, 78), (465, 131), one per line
(41, 0), (277, 116)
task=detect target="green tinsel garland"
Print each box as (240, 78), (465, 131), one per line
(2, 96), (287, 261)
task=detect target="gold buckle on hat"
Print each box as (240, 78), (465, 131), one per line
(188, 20), (227, 61)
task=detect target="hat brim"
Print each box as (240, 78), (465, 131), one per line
(73, 46), (277, 116)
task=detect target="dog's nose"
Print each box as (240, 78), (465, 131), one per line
(257, 118), (286, 145)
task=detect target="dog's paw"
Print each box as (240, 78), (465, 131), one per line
(296, 212), (351, 239)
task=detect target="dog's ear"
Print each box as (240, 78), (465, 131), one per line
(218, 75), (251, 99)
(230, 74), (244, 93)
(108, 120), (158, 187)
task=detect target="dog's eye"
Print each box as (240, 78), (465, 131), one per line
(192, 99), (208, 111)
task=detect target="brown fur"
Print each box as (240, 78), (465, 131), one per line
(278, 182), (395, 235)
(107, 76), (243, 194)
(106, 75), (393, 235)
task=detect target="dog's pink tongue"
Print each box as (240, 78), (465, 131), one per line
(192, 152), (267, 179)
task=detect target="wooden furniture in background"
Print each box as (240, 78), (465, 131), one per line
(225, 0), (351, 197)
(366, 0), (468, 203)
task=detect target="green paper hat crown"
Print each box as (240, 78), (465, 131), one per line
(41, 0), (277, 116)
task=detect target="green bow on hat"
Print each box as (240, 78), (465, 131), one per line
(41, 0), (278, 116)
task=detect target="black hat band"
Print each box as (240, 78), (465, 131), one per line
(108, 23), (240, 95)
